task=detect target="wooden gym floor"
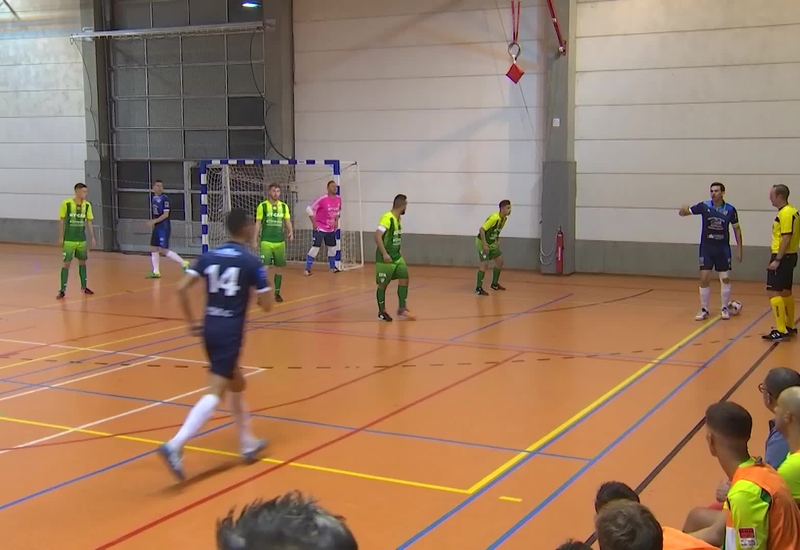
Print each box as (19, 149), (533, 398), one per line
(0, 242), (796, 549)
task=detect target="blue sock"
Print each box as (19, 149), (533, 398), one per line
(305, 255), (314, 270)
(328, 255), (336, 269)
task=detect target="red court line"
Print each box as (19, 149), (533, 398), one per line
(95, 349), (525, 548)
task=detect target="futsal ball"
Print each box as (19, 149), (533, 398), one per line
(728, 300), (742, 316)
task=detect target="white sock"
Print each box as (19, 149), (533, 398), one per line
(165, 250), (185, 265)
(229, 392), (257, 451)
(151, 252), (160, 273)
(700, 286), (711, 310)
(167, 394), (220, 451)
(721, 283), (732, 308)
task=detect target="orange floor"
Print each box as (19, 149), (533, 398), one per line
(0, 243), (795, 549)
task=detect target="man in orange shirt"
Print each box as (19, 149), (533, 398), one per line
(593, 481), (714, 549)
(690, 401), (800, 549)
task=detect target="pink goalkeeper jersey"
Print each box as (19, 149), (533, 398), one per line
(307, 194), (341, 233)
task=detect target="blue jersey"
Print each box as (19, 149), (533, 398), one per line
(187, 242), (270, 335)
(689, 200), (740, 246)
(151, 194), (170, 229)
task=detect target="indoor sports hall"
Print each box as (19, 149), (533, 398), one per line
(1, 0), (798, 549)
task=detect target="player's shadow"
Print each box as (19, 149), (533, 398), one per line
(157, 461), (241, 494)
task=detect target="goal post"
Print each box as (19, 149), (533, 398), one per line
(199, 159), (364, 271)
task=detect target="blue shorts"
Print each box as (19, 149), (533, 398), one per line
(150, 226), (170, 249)
(203, 328), (243, 380)
(699, 243), (731, 272)
(312, 230), (337, 248)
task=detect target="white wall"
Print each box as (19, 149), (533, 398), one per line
(293, 0), (547, 239)
(575, 0), (800, 247)
(0, 0), (87, 221)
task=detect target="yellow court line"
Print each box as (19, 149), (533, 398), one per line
(499, 496), (523, 503)
(466, 315), (720, 494)
(0, 286), (357, 372)
(0, 415), (472, 496)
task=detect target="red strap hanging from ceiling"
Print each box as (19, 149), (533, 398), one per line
(505, 0), (524, 83)
(545, 0), (567, 55)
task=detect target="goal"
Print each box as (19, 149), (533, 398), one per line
(200, 159), (364, 271)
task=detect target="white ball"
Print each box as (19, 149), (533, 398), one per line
(728, 300), (742, 315)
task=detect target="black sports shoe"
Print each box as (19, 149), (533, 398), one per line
(491, 283), (506, 291)
(81, 287), (94, 295)
(274, 294), (283, 303)
(475, 287), (489, 296)
(56, 290), (65, 299)
(762, 329), (789, 341)
(378, 311), (393, 322)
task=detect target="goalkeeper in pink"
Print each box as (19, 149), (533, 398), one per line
(304, 180), (343, 275)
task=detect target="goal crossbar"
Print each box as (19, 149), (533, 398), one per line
(199, 158), (363, 271)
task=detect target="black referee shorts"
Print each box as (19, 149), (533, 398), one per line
(766, 252), (798, 292)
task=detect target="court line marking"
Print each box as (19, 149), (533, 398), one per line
(395, 313), (724, 549)
(485, 308), (771, 549)
(0, 285), (358, 373)
(466, 315), (719, 494)
(0, 342), (483, 516)
(0, 414), (478, 497)
(0, 370), (264, 457)
(0, 375), (593, 462)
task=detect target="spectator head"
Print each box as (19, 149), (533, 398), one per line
(705, 402), (752, 461)
(594, 481), (640, 513)
(556, 541), (593, 550)
(216, 491), (358, 550)
(761, 367), (800, 412)
(774, 386), (800, 438)
(595, 500), (663, 550)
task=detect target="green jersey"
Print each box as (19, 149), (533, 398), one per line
(255, 200), (290, 243)
(479, 212), (507, 247)
(377, 211), (402, 262)
(778, 452), (800, 501)
(59, 198), (93, 242)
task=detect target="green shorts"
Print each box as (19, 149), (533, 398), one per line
(375, 257), (408, 286)
(62, 240), (88, 262)
(476, 239), (502, 262)
(259, 241), (287, 267)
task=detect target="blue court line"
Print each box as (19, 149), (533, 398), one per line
(0, 287), (381, 395)
(397, 310), (767, 549)
(485, 307), (771, 548)
(0, 420), (236, 512)
(0, 377), (592, 462)
(449, 293), (573, 342)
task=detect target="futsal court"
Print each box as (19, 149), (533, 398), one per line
(0, 243), (794, 548)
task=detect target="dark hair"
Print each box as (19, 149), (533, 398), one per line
(74, 182), (87, 191)
(595, 501), (663, 550)
(595, 481), (639, 513)
(499, 199), (511, 209)
(556, 541), (593, 550)
(764, 367), (800, 398)
(705, 401), (752, 442)
(710, 182), (725, 193)
(226, 208), (252, 236)
(773, 184), (791, 200)
(393, 194), (407, 208)
(216, 491), (358, 550)
(154, 179), (163, 184)
(268, 183), (281, 190)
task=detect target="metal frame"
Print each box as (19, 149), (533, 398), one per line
(70, 21), (272, 41)
(200, 159), (364, 271)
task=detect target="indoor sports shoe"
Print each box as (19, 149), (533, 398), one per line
(491, 283), (506, 291)
(146, 271), (161, 279)
(157, 443), (185, 481)
(81, 287), (94, 295)
(242, 438), (268, 464)
(695, 308), (709, 321)
(56, 290), (65, 299)
(378, 311), (393, 322)
(720, 306), (730, 320)
(762, 329), (789, 342)
(397, 308), (416, 320)
(475, 287), (489, 296)
(182, 260), (190, 272)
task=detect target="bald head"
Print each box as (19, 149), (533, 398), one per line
(774, 386), (800, 442)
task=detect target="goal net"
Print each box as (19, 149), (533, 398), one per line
(200, 159), (364, 270)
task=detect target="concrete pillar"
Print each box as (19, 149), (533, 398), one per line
(263, 0), (294, 159)
(539, 0), (577, 275)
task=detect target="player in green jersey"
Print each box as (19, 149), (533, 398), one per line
(475, 199), (512, 295)
(375, 194), (414, 321)
(57, 182), (96, 299)
(253, 183), (294, 302)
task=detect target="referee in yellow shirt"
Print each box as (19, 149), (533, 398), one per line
(763, 184), (800, 341)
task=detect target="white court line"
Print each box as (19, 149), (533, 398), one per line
(0, 337), (262, 371)
(0, 369), (262, 456)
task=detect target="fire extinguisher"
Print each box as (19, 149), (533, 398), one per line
(556, 227), (564, 274)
